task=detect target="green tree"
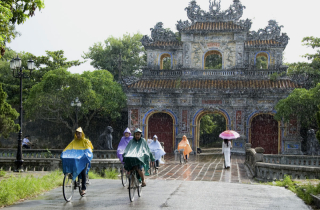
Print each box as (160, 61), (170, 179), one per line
(200, 113), (226, 147)
(274, 84), (320, 129)
(0, 50), (82, 106)
(317, 109), (320, 141)
(83, 33), (146, 80)
(0, 1), (45, 57)
(205, 54), (222, 69)
(288, 37), (320, 89)
(256, 56), (268, 69)
(24, 69), (126, 133)
(0, 83), (19, 138)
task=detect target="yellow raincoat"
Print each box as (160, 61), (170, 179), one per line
(177, 135), (193, 158)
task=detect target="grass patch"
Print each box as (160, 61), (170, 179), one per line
(89, 169), (118, 180)
(267, 175), (320, 205)
(0, 169), (6, 177)
(0, 170), (63, 207)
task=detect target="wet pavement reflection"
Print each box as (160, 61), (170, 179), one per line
(147, 154), (251, 184)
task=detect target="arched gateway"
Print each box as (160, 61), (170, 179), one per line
(124, 0), (302, 155)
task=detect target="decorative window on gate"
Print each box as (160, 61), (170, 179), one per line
(130, 109), (139, 130)
(236, 110), (242, 132)
(181, 110), (188, 132)
(288, 117), (298, 135)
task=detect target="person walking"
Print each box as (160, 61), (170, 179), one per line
(177, 135), (193, 162)
(222, 139), (232, 169)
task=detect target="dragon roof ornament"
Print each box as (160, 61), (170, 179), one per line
(247, 20), (290, 48)
(185, 0), (246, 23)
(141, 22), (178, 46)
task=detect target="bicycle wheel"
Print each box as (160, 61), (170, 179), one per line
(121, 167), (128, 187)
(63, 174), (74, 202)
(137, 172), (142, 197)
(128, 172), (136, 202)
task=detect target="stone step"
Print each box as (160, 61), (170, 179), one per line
(200, 148), (222, 153)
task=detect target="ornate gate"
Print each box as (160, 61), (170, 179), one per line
(148, 113), (173, 153)
(251, 114), (279, 154)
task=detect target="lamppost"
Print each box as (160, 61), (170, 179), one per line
(10, 55), (35, 172)
(71, 97), (81, 129)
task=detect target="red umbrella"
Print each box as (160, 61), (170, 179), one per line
(219, 130), (240, 140)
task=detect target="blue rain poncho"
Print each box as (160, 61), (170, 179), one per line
(61, 131), (93, 180)
(148, 135), (166, 164)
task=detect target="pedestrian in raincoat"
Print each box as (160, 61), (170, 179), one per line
(177, 135), (193, 162)
(117, 128), (133, 164)
(222, 139), (232, 168)
(122, 128), (155, 187)
(61, 127), (93, 196)
(148, 135), (166, 168)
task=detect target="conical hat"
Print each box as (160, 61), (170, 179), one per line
(76, 127), (83, 133)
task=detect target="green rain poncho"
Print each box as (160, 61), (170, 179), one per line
(123, 135), (155, 171)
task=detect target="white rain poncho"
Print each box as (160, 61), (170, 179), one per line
(148, 135), (166, 163)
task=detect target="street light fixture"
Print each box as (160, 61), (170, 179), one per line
(10, 55), (34, 172)
(71, 97), (81, 129)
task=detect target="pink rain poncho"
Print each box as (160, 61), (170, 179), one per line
(117, 128), (133, 164)
(148, 135), (166, 164)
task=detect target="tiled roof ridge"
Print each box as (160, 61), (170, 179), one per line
(128, 79), (299, 90)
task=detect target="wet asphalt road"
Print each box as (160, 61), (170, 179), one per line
(5, 179), (309, 210)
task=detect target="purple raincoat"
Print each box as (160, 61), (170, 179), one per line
(117, 128), (133, 163)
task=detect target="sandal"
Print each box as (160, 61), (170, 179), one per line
(80, 190), (86, 196)
(141, 182), (146, 187)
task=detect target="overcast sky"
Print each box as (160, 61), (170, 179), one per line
(7, 0), (320, 74)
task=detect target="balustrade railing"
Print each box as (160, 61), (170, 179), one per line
(142, 69), (284, 79)
(0, 148), (117, 159)
(244, 144), (320, 181)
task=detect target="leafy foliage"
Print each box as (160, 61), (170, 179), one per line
(0, 50), (82, 106)
(162, 57), (171, 70)
(24, 69), (126, 133)
(274, 84), (320, 129)
(200, 114), (226, 147)
(287, 36), (320, 89)
(83, 33), (146, 80)
(256, 56), (268, 69)
(0, 0), (45, 57)
(0, 83), (19, 138)
(205, 54), (222, 69)
(275, 36), (320, 135)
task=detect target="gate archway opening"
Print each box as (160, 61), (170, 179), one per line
(160, 53), (172, 70)
(199, 113), (226, 148)
(194, 110), (229, 149)
(250, 114), (280, 154)
(147, 112), (174, 153)
(204, 50), (222, 69)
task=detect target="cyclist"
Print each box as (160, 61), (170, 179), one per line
(61, 127), (93, 196)
(117, 128), (133, 164)
(177, 135), (193, 162)
(122, 128), (154, 187)
(148, 135), (166, 168)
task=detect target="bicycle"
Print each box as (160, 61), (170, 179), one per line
(149, 152), (158, 175)
(63, 163), (90, 202)
(120, 165), (128, 187)
(179, 148), (186, 164)
(128, 166), (142, 202)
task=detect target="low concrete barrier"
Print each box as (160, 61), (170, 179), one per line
(244, 144), (320, 181)
(0, 148), (121, 172)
